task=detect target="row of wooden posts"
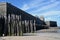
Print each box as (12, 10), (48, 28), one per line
(6, 14), (36, 36)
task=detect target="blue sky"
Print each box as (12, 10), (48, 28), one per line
(0, 0), (60, 26)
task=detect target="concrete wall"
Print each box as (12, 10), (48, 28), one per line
(0, 2), (6, 17)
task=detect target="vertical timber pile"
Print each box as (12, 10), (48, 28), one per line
(34, 20), (36, 32)
(8, 14), (10, 36)
(11, 14), (14, 36)
(25, 20), (27, 33)
(27, 20), (29, 33)
(14, 15), (16, 36)
(30, 20), (33, 33)
(15, 15), (17, 36)
(18, 15), (21, 36)
(6, 14), (37, 36)
(17, 15), (19, 36)
(10, 14), (12, 36)
(20, 15), (23, 36)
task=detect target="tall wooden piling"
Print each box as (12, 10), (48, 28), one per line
(27, 20), (29, 33)
(34, 20), (36, 32)
(30, 20), (33, 33)
(25, 20), (27, 33)
(20, 15), (23, 36)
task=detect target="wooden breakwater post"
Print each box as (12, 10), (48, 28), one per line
(33, 20), (36, 33)
(30, 20), (33, 33)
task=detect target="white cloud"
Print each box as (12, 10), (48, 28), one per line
(32, 1), (60, 13)
(50, 0), (56, 2)
(39, 11), (60, 16)
(45, 17), (53, 21)
(20, 4), (29, 11)
(21, 0), (46, 11)
(21, 0), (58, 11)
(29, 0), (44, 6)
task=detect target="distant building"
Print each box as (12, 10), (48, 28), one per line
(45, 21), (57, 27)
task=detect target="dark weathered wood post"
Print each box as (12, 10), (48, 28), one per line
(2, 16), (6, 36)
(14, 15), (16, 36)
(17, 15), (19, 36)
(15, 15), (18, 36)
(20, 15), (23, 36)
(27, 20), (29, 33)
(8, 14), (10, 36)
(30, 20), (33, 33)
(34, 20), (36, 32)
(25, 20), (27, 33)
(19, 15), (21, 36)
(14, 21), (15, 36)
(22, 21), (25, 33)
(29, 20), (31, 33)
(10, 14), (12, 36)
(11, 14), (14, 36)
(13, 18), (15, 36)
(24, 20), (26, 33)
(25, 20), (29, 33)
(10, 14), (15, 36)
(3, 15), (6, 36)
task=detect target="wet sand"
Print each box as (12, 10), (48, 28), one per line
(0, 34), (60, 40)
(0, 27), (60, 40)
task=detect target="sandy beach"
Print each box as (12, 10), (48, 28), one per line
(0, 27), (60, 40)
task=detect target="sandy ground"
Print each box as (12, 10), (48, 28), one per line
(0, 27), (60, 40)
(0, 34), (60, 40)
